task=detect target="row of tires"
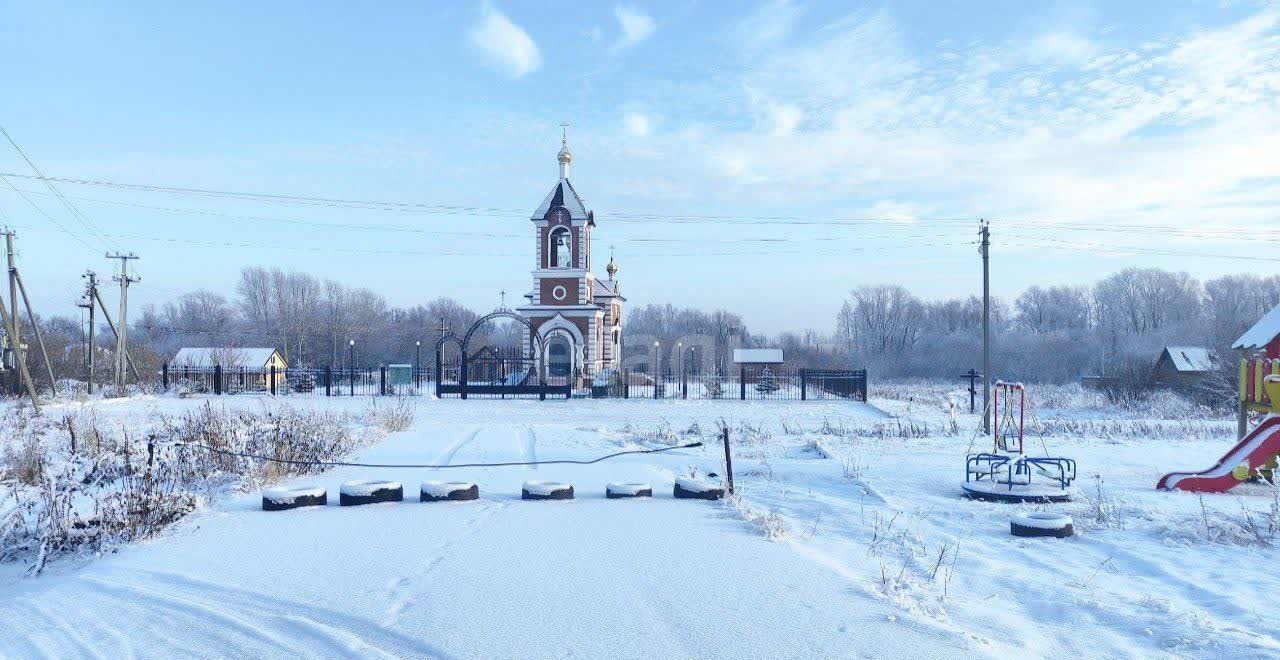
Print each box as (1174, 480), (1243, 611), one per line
(262, 476), (726, 511)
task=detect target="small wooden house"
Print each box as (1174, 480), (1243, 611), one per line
(1152, 346), (1216, 388)
(1233, 303), (1280, 359)
(171, 347), (288, 390)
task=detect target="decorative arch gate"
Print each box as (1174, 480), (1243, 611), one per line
(436, 309), (571, 400)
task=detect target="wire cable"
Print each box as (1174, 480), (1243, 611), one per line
(178, 440), (704, 469)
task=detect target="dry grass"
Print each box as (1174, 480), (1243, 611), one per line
(1, 401), (398, 574)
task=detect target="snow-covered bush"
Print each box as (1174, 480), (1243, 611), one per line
(1, 402), (388, 573)
(363, 396), (416, 433)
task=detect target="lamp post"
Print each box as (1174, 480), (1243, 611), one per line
(415, 340), (422, 389)
(677, 341), (686, 399)
(653, 340), (660, 399)
(349, 339), (356, 396)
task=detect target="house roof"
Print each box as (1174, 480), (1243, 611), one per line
(1233, 303), (1280, 351)
(172, 347), (282, 368)
(734, 348), (784, 364)
(531, 179), (589, 220)
(1160, 346), (1215, 372)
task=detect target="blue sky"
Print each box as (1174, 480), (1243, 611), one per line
(1, 1), (1278, 333)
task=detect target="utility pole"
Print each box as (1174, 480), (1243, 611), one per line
(78, 271), (97, 395)
(5, 229), (56, 396)
(91, 282), (140, 381)
(979, 219), (991, 434)
(107, 253), (139, 396)
(5, 230), (17, 372)
(0, 229), (41, 410)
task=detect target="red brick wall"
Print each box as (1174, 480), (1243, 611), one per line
(539, 278), (579, 304)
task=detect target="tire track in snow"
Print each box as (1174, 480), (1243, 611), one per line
(78, 570), (456, 659)
(434, 426), (481, 466)
(520, 426), (538, 468)
(382, 499), (510, 627)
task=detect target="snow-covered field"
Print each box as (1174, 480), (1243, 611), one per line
(2, 386), (1278, 659)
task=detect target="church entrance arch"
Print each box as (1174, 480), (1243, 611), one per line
(436, 308), (570, 399)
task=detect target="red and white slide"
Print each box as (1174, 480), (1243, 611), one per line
(1157, 414), (1280, 493)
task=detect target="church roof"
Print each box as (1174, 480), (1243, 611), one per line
(592, 278), (618, 297)
(531, 178), (590, 220)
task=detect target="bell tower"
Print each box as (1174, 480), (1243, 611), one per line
(516, 130), (625, 379)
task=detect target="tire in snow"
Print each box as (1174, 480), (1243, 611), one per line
(673, 477), (724, 500)
(339, 480), (404, 506)
(420, 481), (479, 502)
(606, 482), (653, 499)
(522, 481), (574, 500)
(262, 485), (327, 511)
(1010, 512), (1074, 538)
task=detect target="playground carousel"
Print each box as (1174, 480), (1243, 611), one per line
(963, 381), (1078, 503)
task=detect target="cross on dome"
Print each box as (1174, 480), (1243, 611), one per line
(557, 122), (572, 179)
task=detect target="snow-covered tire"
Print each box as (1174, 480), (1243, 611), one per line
(522, 481), (574, 500)
(606, 482), (653, 499)
(673, 477), (724, 500)
(262, 485), (327, 511)
(339, 480), (404, 506)
(1010, 512), (1074, 538)
(420, 481), (479, 502)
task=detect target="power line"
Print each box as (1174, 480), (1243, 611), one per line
(999, 234), (1280, 262)
(1, 171), (1274, 242)
(0, 171), (983, 226)
(0, 125), (122, 251)
(0, 175), (101, 253)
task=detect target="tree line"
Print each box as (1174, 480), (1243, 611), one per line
(6, 265), (1278, 390)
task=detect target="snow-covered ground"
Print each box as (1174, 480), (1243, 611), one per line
(2, 387), (1278, 659)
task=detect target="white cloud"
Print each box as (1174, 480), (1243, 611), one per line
(624, 112), (651, 136)
(732, 0), (804, 48)
(1028, 32), (1098, 64)
(614, 5), (657, 49)
(469, 4), (541, 78)
(628, 6), (1280, 237)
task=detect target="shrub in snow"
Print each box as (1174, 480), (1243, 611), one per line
(420, 481), (479, 502)
(1, 401), (389, 573)
(723, 493), (787, 540)
(363, 397), (416, 433)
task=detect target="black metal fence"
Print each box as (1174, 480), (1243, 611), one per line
(161, 364), (435, 397)
(160, 364), (867, 402)
(595, 367), (867, 401)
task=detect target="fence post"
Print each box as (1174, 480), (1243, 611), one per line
(214, 365), (222, 395)
(722, 426), (735, 495)
(460, 350), (468, 400)
(349, 367), (355, 397)
(682, 368), (688, 399)
(624, 371), (629, 398)
(740, 367), (746, 400)
(380, 365), (386, 396)
(654, 371), (660, 399)
(800, 368), (807, 401)
(325, 366), (331, 397)
(162, 363), (169, 390)
(270, 365), (277, 395)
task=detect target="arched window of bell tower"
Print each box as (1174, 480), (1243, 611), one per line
(549, 226), (572, 268)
